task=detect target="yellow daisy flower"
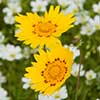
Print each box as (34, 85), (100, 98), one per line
(25, 46), (73, 95)
(15, 5), (76, 48)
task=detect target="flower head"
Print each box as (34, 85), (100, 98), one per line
(30, 0), (49, 12)
(80, 22), (96, 35)
(71, 63), (85, 77)
(93, 2), (100, 14)
(15, 5), (75, 48)
(4, 44), (22, 61)
(85, 70), (96, 81)
(89, 15), (100, 30)
(25, 46), (73, 95)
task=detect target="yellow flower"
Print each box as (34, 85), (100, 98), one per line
(15, 5), (76, 48)
(25, 46), (73, 95)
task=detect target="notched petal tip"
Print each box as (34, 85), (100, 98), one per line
(25, 67), (33, 72)
(55, 5), (60, 12)
(34, 54), (40, 61)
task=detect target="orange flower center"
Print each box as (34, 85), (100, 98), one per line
(41, 58), (67, 86)
(32, 21), (57, 37)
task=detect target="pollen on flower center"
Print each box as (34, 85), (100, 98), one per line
(10, 54), (16, 58)
(41, 58), (67, 86)
(49, 65), (60, 79)
(33, 21), (57, 37)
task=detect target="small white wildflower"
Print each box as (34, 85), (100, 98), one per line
(71, 63), (85, 77)
(93, 2), (100, 14)
(73, 0), (86, 9)
(38, 86), (68, 100)
(8, 2), (22, 14)
(3, 1), (22, 16)
(57, 0), (71, 8)
(3, 7), (13, 16)
(89, 15), (100, 30)
(64, 3), (79, 14)
(64, 44), (80, 59)
(52, 86), (68, 100)
(85, 70), (96, 81)
(0, 87), (10, 100)
(30, 0), (48, 12)
(80, 23), (96, 35)
(4, 14), (15, 25)
(4, 44), (23, 61)
(75, 10), (90, 25)
(22, 77), (31, 89)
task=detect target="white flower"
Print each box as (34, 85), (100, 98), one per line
(62, 0), (85, 14)
(89, 15), (100, 30)
(93, 2), (100, 14)
(0, 32), (5, 43)
(3, 8), (13, 16)
(57, 0), (71, 8)
(51, 86), (68, 100)
(75, 10), (90, 25)
(64, 3), (79, 14)
(4, 14), (15, 25)
(71, 63), (85, 77)
(0, 87), (10, 100)
(0, 72), (6, 85)
(4, 44), (23, 61)
(80, 22), (96, 35)
(3, 0), (21, 25)
(8, 2), (22, 14)
(38, 86), (68, 100)
(3, 1), (22, 16)
(97, 45), (100, 52)
(0, 44), (23, 61)
(22, 77), (31, 89)
(85, 70), (96, 81)
(30, 0), (48, 12)
(64, 44), (80, 59)
(74, 0), (86, 9)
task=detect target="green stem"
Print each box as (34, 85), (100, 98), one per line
(75, 49), (82, 100)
